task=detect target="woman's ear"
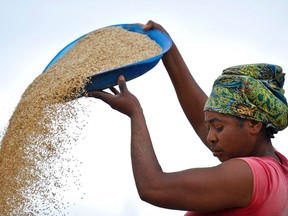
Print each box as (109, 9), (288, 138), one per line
(248, 120), (263, 135)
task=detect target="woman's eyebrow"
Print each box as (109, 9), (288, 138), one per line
(205, 117), (223, 124)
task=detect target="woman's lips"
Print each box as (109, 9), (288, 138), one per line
(211, 147), (223, 157)
(212, 151), (223, 157)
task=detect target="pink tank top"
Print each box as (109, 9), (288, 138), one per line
(185, 150), (288, 216)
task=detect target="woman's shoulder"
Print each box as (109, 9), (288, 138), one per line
(274, 149), (288, 166)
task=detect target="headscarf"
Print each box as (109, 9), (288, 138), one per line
(204, 63), (288, 132)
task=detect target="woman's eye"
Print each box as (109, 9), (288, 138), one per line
(215, 127), (223, 132)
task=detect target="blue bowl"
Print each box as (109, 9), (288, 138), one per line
(42, 24), (172, 91)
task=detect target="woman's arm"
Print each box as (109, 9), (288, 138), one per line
(143, 21), (209, 145)
(86, 76), (253, 212)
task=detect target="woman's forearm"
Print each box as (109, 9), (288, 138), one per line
(130, 110), (163, 199)
(162, 43), (208, 144)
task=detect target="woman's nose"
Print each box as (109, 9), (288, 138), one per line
(207, 129), (217, 146)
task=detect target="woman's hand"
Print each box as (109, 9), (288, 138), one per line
(142, 20), (170, 36)
(85, 75), (142, 117)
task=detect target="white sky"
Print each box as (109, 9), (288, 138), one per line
(0, 0), (288, 215)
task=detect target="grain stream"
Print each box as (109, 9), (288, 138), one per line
(0, 26), (161, 215)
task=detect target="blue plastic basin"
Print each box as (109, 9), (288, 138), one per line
(42, 24), (172, 91)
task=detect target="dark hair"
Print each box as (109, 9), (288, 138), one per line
(265, 126), (276, 139)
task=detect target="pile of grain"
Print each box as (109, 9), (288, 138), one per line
(0, 26), (162, 215)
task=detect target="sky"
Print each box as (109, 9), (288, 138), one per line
(0, 0), (288, 215)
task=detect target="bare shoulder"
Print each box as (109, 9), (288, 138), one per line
(218, 157), (253, 174)
(211, 158), (253, 208)
(215, 158), (253, 190)
(181, 158), (254, 211)
(139, 158), (254, 212)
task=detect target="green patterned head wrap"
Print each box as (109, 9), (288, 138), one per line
(204, 63), (288, 132)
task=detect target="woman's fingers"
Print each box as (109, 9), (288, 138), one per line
(109, 87), (119, 95)
(118, 75), (127, 94)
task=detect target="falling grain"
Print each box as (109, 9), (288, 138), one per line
(0, 26), (161, 215)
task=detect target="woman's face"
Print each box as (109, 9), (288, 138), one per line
(204, 111), (256, 162)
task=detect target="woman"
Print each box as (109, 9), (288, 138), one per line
(86, 21), (288, 215)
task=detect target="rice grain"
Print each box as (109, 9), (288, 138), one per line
(0, 26), (161, 215)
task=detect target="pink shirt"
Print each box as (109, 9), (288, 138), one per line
(185, 150), (288, 216)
